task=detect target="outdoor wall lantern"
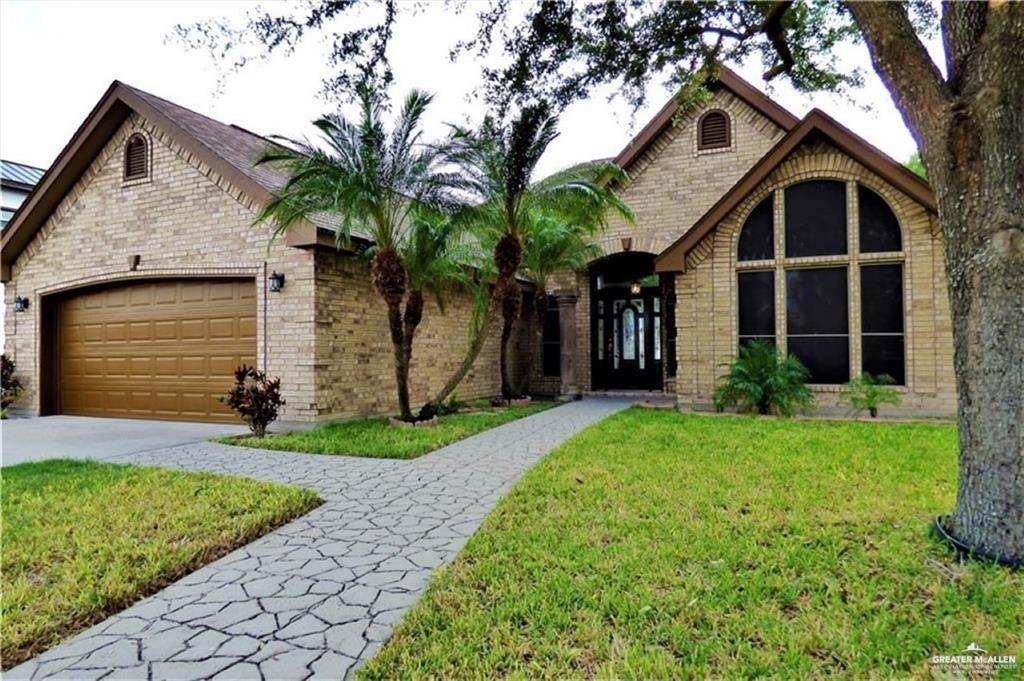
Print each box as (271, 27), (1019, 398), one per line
(13, 296), (29, 312)
(268, 271), (286, 293)
(629, 281), (642, 295)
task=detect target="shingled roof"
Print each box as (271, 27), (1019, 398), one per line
(1, 81), (359, 280)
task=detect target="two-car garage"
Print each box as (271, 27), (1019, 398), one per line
(49, 278), (256, 423)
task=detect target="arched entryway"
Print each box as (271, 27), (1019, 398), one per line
(589, 252), (664, 390)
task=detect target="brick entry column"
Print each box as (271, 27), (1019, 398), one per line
(553, 289), (579, 399)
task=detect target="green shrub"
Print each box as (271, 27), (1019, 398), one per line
(713, 340), (813, 417)
(840, 373), (902, 417)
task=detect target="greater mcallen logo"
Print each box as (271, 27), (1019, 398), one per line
(930, 642), (1017, 673)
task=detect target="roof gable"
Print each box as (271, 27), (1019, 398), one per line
(1, 81), (345, 281)
(654, 108), (936, 272)
(613, 66), (799, 173)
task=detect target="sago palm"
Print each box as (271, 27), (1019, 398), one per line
(713, 340), (813, 417)
(255, 88), (462, 421)
(446, 106), (631, 399)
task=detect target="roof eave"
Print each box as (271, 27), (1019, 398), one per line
(654, 109), (936, 273)
(1, 82), (326, 282)
(612, 66), (800, 173)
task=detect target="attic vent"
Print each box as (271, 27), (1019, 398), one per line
(124, 134), (149, 180)
(698, 110), (730, 150)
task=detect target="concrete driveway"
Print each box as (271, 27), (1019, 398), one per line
(1, 416), (249, 466)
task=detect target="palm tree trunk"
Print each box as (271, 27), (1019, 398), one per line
(372, 247), (414, 422)
(499, 313), (515, 400)
(387, 301), (413, 422)
(418, 298), (494, 420)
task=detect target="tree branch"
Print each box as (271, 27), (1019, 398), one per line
(942, 2), (988, 94)
(760, 1), (795, 80)
(845, 1), (949, 149)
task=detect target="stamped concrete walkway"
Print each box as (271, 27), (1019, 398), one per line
(10, 398), (628, 681)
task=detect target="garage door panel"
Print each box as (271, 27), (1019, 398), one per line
(239, 316), (257, 338)
(59, 279), (256, 423)
(153, 320), (178, 340)
(209, 317), (236, 339)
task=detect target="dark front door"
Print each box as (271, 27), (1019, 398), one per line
(593, 289), (663, 390)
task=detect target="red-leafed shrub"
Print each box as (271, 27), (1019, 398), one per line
(221, 365), (285, 438)
(1, 354), (23, 416)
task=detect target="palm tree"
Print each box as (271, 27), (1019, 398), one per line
(443, 105), (631, 400)
(255, 88), (462, 422)
(514, 213), (603, 396)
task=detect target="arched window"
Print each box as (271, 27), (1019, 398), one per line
(698, 110), (730, 150)
(736, 180), (906, 385)
(738, 196), (774, 261)
(124, 134), (149, 180)
(858, 185), (902, 252)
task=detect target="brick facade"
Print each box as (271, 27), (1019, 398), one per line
(4, 113), (520, 422)
(674, 141), (955, 416)
(524, 93), (954, 417)
(5, 79), (955, 422)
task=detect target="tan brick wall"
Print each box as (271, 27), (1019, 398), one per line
(312, 251), (525, 418)
(544, 93), (788, 395)
(5, 113), (314, 421)
(675, 141), (956, 416)
(4, 111), (530, 423)
(598, 90), (788, 256)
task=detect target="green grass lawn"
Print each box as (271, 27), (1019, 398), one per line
(217, 402), (556, 459)
(361, 409), (1023, 679)
(0, 459), (320, 669)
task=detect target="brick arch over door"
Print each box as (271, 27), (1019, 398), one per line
(43, 277), (256, 423)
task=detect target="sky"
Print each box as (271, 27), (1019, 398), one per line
(1, 1), (945, 179)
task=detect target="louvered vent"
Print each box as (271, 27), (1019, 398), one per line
(124, 135), (148, 180)
(698, 111), (730, 150)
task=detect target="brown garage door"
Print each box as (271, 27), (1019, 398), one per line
(58, 279), (257, 423)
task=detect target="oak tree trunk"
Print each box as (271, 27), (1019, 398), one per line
(851, 1), (1024, 562)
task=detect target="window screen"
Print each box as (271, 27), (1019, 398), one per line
(542, 296), (561, 377)
(785, 180), (847, 257)
(786, 267), (849, 383)
(738, 271), (775, 347)
(858, 185), (902, 253)
(860, 264), (905, 384)
(738, 196), (774, 261)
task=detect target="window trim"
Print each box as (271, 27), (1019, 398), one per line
(697, 109), (732, 151)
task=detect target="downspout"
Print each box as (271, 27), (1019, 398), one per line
(262, 260), (268, 374)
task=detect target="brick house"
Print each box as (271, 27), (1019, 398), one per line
(1, 69), (954, 423)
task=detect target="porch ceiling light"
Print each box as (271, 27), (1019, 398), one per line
(13, 296), (29, 313)
(268, 271), (285, 293)
(629, 281), (642, 295)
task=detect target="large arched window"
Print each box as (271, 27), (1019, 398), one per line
(698, 110), (731, 150)
(736, 180), (906, 385)
(124, 133), (149, 181)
